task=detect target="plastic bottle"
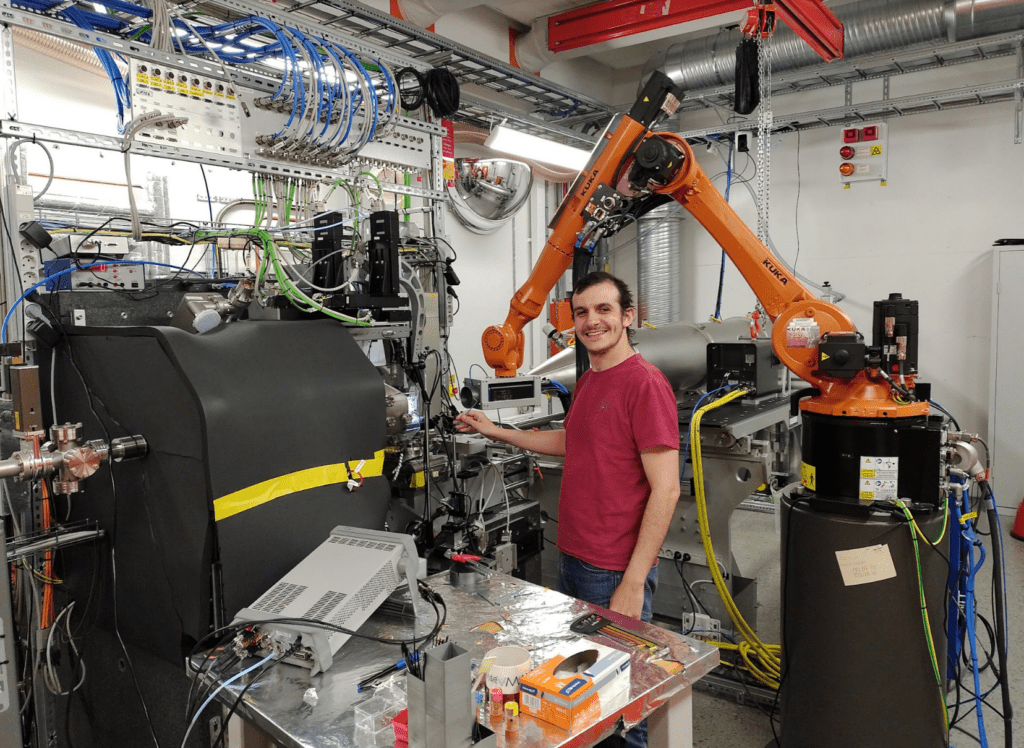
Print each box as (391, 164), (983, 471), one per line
(504, 701), (519, 734)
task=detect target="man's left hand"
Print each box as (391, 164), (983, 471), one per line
(608, 579), (645, 619)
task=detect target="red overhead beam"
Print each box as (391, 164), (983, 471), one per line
(548, 0), (749, 53)
(773, 0), (844, 61)
(547, 0), (844, 62)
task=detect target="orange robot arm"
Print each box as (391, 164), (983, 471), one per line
(481, 113), (648, 376)
(481, 73), (924, 418)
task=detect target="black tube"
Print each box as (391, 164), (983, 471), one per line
(981, 481), (1012, 748)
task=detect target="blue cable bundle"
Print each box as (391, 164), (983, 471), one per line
(949, 478), (990, 748)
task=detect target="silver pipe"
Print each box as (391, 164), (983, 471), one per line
(644, 0), (1024, 94)
(637, 204), (682, 326)
(528, 316), (750, 392)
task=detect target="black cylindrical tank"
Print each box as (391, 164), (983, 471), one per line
(801, 412), (942, 507)
(780, 492), (948, 747)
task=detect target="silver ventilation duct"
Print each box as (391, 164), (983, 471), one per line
(529, 316), (751, 392)
(637, 204), (683, 326)
(643, 0), (1024, 94)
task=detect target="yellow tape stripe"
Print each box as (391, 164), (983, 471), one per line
(213, 450), (386, 522)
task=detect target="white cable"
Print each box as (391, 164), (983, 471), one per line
(1, 477), (23, 537)
(8, 138), (55, 199)
(180, 652), (276, 748)
(123, 112), (188, 240)
(45, 601), (87, 695)
(489, 461), (512, 535)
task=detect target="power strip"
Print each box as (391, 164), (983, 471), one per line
(682, 613), (721, 642)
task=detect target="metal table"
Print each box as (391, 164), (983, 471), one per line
(192, 573), (719, 748)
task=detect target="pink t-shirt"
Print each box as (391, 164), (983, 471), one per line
(557, 354), (679, 571)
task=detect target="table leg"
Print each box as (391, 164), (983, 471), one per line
(647, 683), (693, 748)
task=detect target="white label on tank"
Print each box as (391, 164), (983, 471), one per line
(835, 544), (898, 586)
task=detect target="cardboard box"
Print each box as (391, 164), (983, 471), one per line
(518, 641), (630, 731)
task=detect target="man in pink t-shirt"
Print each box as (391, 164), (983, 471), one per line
(455, 272), (680, 621)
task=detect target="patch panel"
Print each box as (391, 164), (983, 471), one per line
(238, 85), (431, 170)
(130, 60), (241, 156)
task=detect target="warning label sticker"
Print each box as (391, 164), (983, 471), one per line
(860, 479), (898, 503)
(801, 462), (816, 491)
(859, 456), (898, 479)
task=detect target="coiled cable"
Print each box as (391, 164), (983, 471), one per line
(425, 67), (460, 117)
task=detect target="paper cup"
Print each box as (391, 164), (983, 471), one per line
(483, 646), (532, 695)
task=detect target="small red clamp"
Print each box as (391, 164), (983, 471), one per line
(450, 553), (482, 563)
(749, 309), (762, 339)
(743, 2), (777, 39)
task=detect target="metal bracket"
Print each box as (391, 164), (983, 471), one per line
(0, 120), (448, 199)
(0, 26), (16, 121)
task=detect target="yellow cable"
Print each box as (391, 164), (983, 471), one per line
(691, 387), (782, 688)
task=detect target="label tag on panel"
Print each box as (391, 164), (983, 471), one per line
(835, 544), (897, 587)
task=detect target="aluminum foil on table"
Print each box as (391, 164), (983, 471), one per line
(190, 572), (719, 748)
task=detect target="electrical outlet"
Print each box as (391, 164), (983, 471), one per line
(681, 613), (721, 642)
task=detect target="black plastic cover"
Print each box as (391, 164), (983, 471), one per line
(55, 320), (390, 664)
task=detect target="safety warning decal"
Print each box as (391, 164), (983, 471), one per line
(859, 456), (898, 479)
(801, 462), (816, 491)
(858, 456), (898, 503)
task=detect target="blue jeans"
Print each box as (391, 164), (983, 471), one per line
(559, 553), (658, 748)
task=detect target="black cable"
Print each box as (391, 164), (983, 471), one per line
(396, 67), (426, 110)
(186, 600), (447, 674)
(981, 484), (1013, 748)
(424, 68), (459, 118)
(675, 558), (700, 633)
(929, 400), (961, 430)
(211, 655), (288, 748)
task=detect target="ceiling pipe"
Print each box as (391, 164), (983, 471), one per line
(513, 22), (556, 73)
(643, 0), (1024, 94)
(390, 0), (483, 29)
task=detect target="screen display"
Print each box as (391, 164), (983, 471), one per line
(487, 381), (536, 402)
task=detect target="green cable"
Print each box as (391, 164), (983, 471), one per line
(266, 243), (372, 326)
(283, 181), (295, 226)
(893, 498), (949, 732)
(358, 170), (383, 197)
(403, 172), (411, 222)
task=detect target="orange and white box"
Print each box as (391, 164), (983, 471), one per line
(518, 641), (630, 731)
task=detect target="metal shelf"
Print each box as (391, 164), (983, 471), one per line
(676, 77), (1024, 140)
(676, 31), (1024, 114)
(187, 0), (612, 144)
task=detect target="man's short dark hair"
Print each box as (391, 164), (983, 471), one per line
(571, 271), (634, 312)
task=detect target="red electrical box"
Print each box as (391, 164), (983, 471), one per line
(861, 125), (879, 141)
(843, 128), (860, 143)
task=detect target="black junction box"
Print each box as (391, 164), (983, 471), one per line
(707, 339), (781, 395)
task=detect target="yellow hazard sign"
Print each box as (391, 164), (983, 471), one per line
(801, 462), (816, 490)
(870, 145), (883, 156)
